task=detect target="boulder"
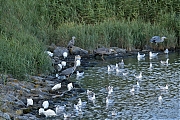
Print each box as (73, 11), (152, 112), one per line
(53, 47), (69, 57)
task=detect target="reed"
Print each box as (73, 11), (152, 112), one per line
(0, 0), (179, 80)
(54, 19), (177, 50)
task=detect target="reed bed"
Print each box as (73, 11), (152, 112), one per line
(0, 0), (179, 80)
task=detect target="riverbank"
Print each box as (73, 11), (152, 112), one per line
(0, 45), (179, 119)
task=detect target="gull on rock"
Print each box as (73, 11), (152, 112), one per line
(67, 83), (73, 91)
(52, 83), (61, 91)
(39, 108), (56, 117)
(42, 101), (49, 109)
(27, 98), (33, 106)
(61, 61), (66, 68)
(63, 52), (68, 59)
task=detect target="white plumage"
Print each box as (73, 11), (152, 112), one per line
(149, 51), (158, 58)
(61, 61), (66, 67)
(27, 98), (33, 106)
(63, 52), (68, 59)
(42, 101), (49, 109)
(39, 108), (56, 117)
(67, 83), (73, 91)
(137, 52), (145, 59)
(52, 83), (61, 91)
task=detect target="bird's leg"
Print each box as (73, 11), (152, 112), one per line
(101, 54), (105, 61)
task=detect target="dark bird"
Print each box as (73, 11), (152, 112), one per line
(59, 55), (79, 79)
(67, 36), (76, 48)
(150, 36), (167, 44)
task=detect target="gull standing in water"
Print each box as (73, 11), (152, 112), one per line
(118, 59), (124, 68)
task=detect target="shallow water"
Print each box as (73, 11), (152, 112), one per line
(49, 52), (180, 119)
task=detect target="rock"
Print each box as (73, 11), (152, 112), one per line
(0, 111), (11, 120)
(53, 47), (69, 57)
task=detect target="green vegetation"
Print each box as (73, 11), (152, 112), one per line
(0, 0), (179, 80)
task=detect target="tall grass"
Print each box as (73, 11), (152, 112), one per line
(0, 0), (179, 80)
(52, 19), (177, 50)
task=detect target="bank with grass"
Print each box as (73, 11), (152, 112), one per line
(1, 0), (180, 80)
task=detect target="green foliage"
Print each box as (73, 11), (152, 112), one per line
(53, 19), (176, 50)
(0, 0), (179, 80)
(0, 0), (53, 80)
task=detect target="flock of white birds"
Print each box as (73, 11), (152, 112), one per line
(26, 48), (170, 118)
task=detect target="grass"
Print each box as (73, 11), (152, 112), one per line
(0, 0), (179, 80)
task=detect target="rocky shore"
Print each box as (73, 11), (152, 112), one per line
(0, 43), (176, 120)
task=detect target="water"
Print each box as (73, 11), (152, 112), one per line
(51, 52), (180, 119)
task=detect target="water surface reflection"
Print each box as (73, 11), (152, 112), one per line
(71, 52), (180, 119)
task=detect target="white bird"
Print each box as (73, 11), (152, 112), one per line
(27, 98), (33, 106)
(158, 95), (163, 103)
(76, 59), (81, 67)
(61, 61), (66, 68)
(67, 83), (73, 91)
(76, 71), (84, 77)
(45, 51), (53, 57)
(107, 65), (114, 72)
(158, 84), (168, 90)
(39, 108), (44, 115)
(134, 72), (142, 79)
(137, 52), (145, 59)
(149, 51), (158, 58)
(42, 101), (49, 109)
(39, 108), (56, 117)
(77, 98), (82, 107)
(164, 48), (169, 54)
(119, 59), (124, 68)
(57, 64), (62, 71)
(160, 59), (169, 65)
(52, 83), (61, 91)
(63, 52), (68, 59)
(87, 90), (93, 96)
(107, 86), (113, 95)
(122, 72), (129, 76)
(130, 86), (135, 93)
(136, 81), (140, 88)
(88, 92), (96, 103)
